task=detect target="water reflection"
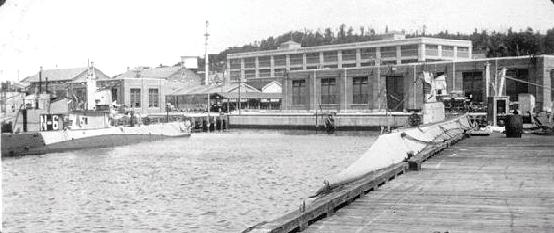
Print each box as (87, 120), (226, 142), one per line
(3, 129), (377, 232)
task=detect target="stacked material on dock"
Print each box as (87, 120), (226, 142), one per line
(317, 114), (472, 194)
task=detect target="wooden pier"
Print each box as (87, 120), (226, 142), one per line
(247, 134), (554, 233)
(305, 134), (554, 232)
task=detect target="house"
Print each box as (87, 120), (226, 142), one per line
(100, 66), (203, 113)
(22, 67), (111, 99)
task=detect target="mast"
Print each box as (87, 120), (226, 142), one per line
(36, 66), (42, 109)
(86, 61), (97, 111)
(205, 20), (210, 115)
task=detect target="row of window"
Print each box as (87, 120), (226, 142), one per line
(231, 45), (470, 69)
(130, 88), (159, 108)
(426, 45), (469, 57)
(231, 60), (417, 80)
(291, 77), (370, 105)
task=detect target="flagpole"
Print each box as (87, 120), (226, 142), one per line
(205, 20), (210, 119)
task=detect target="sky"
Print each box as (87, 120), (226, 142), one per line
(1, 0), (553, 82)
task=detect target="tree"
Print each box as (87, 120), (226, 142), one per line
(544, 28), (554, 54)
(215, 24), (554, 68)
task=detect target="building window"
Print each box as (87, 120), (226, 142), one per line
(353, 77), (369, 104)
(426, 45), (439, 56)
(258, 56), (271, 67)
(274, 55), (286, 67)
(381, 60), (397, 65)
(360, 47), (376, 60)
(341, 49), (356, 61)
(381, 46), (396, 58)
(230, 59), (241, 69)
(361, 61), (375, 67)
(245, 70), (256, 78)
(111, 87), (118, 104)
(130, 88), (141, 108)
(442, 46), (454, 57)
(342, 63), (357, 68)
(292, 80), (306, 105)
(401, 59), (419, 64)
(457, 47), (469, 58)
(290, 54), (303, 66)
(148, 88), (159, 107)
(323, 51), (338, 63)
(274, 68), (285, 77)
(244, 57), (256, 69)
(259, 69), (271, 77)
(230, 71), (241, 81)
(321, 78), (337, 104)
(400, 45), (418, 57)
(306, 53), (320, 64)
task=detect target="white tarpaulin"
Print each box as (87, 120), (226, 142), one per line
(321, 114), (471, 191)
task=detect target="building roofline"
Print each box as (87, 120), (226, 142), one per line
(227, 37), (472, 59)
(105, 77), (167, 81)
(285, 54), (552, 74)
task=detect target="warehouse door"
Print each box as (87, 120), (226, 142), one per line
(462, 71), (483, 103)
(386, 76), (404, 112)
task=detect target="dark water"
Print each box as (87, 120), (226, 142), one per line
(3, 129), (377, 232)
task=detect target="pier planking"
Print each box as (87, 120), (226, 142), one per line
(304, 134), (554, 233)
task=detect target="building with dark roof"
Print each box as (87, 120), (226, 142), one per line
(98, 66), (203, 114)
(21, 67), (111, 99)
(114, 66), (202, 85)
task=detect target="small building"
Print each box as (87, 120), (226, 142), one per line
(166, 82), (282, 112)
(100, 66), (203, 114)
(21, 67), (111, 100)
(1, 81), (28, 119)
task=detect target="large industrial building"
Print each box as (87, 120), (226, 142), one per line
(226, 34), (553, 113)
(279, 55), (554, 113)
(227, 33), (472, 87)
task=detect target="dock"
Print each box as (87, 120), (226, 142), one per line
(247, 134), (554, 233)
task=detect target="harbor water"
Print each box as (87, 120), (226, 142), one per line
(2, 129), (378, 232)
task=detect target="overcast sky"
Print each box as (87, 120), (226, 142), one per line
(1, 0), (553, 81)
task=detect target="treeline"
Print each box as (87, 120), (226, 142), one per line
(203, 25), (554, 72)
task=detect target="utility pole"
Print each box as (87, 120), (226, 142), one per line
(205, 20), (210, 116)
(238, 75), (241, 114)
